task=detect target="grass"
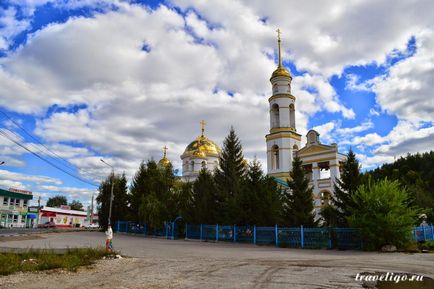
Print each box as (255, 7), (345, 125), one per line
(0, 247), (116, 276)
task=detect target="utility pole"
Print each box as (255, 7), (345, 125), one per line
(90, 193), (94, 224)
(36, 196), (41, 228)
(100, 159), (114, 226)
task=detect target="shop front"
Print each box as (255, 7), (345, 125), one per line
(38, 206), (87, 228)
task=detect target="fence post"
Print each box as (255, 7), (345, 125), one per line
(144, 224), (147, 236)
(200, 224), (203, 241)
(431, 226), (434, 240)
(234, 224), (237, 242)
(172, 222), (175, 240)
(423, 226), (427, 241)
(216, 224), (219, 241)
(185, 223), (188, 240)
(116, 221), (120, 232)
(413, 227), (417, 241)
(275, 224), (278, 247)
(253, 225), (256, 245)
(165, 223), (168, 239)
(328, 228), (332, 249)
(301, 225), (304, 249)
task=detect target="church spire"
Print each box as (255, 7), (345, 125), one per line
(277, 28), (282, 67)
(270, 28), (291, 80)
(200, 120), (206, 137)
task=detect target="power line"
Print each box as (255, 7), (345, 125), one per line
(0, 128), (98, 187)
(0, 109), (100, 181)
(0, 109), (81, 171)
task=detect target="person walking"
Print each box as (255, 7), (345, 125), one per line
(105, 224), (113, 252)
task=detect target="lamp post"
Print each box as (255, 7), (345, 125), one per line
(100, 159), (114, 226)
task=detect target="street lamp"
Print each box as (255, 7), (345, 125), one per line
(100, 159), (114, 226)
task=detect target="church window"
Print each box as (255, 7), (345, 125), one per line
(190, 161), (195, 172)
(271, 104), (280, 128)
(318, 161), (330, 179)
(271, 145), (279, 170)
(303, 164), (313, 181)
(320, 191), (331, 206)
(289, 104), (295, 128)
(292, 144), (298, 158)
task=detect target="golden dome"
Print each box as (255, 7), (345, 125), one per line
(158, 145), (171, 168)
(271, 66), (291, 79)
(182, 135), (220, 159)
(158, 157), (171, 167)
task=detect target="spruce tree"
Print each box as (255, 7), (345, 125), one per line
(284, 156), (316, 227)
(97, 172), (129, 230)
(237, 159), (281, 225)
(330, 148), (361, 227)
(214, 127), (246, 223)
(192, 168), (218, 224)
(129, 160), (176, 223)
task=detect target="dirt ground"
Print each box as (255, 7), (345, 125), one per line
(0, 231), (433, 289)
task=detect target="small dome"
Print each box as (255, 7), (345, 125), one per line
(182, 135), (220, 159)
(270, 66), (291, 79)
(158, 145), (171, 168)
(158, 157), (171, 168)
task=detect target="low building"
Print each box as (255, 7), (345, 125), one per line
(0, 187), (33, 228)
(38, 206), (87, 228)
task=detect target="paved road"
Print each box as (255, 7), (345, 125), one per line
(0, 231), (433, 288)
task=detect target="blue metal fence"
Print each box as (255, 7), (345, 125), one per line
(413, 226), (434, 242)
(115, 221), (434, 251)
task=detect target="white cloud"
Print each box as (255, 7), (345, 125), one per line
(0, 169), (62, 185)
(0, 0), (432, 188)
(372, 30), (434, 123)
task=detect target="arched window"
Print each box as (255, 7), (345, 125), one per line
(289, 104), (295, 128)
(271, 145), (279, 170)
(321, 191), (331, 206)
(271, 104), (280, 128)
(201, 161), (207, 169)
(292, 144), (298, 158)
(190, 160), (195, 172)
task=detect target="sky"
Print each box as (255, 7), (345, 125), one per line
(0, 0), (433, 208)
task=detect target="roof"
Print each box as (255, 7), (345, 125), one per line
(273, 178), (289, 187)
(0, 188), (33, 200)
(41, 206), (87, 216)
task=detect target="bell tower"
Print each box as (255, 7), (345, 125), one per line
(266, 29), (301, 180)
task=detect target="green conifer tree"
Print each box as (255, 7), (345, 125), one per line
(283, 156), (316, 227)
(97, 172), (129, 230)
(214, 127), (246, 223)
(329, 148), (361, 227)
(237, 159), (282, 225)
(192, 168), (218, 224)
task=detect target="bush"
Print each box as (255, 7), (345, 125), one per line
(0, 247), (113, 275)
(348, 178), (421, 251)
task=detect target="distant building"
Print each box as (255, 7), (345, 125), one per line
(0, 187), (34, 228)
(38, 206), (87, 228)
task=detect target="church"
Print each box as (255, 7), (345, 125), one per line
(158, 31), (346, 217)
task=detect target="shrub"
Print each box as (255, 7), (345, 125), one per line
(348, 178), (421, 251)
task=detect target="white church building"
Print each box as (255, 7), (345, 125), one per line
(175, 31), (346, 217)
(265, 31), (346, 216)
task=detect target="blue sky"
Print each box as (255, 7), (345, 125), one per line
(0, 0), (433, 207)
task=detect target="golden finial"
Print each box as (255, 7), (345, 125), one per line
(200, 120), (206, 137)
(163, 145), (168, 158)
(276, 28), (282, 67)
